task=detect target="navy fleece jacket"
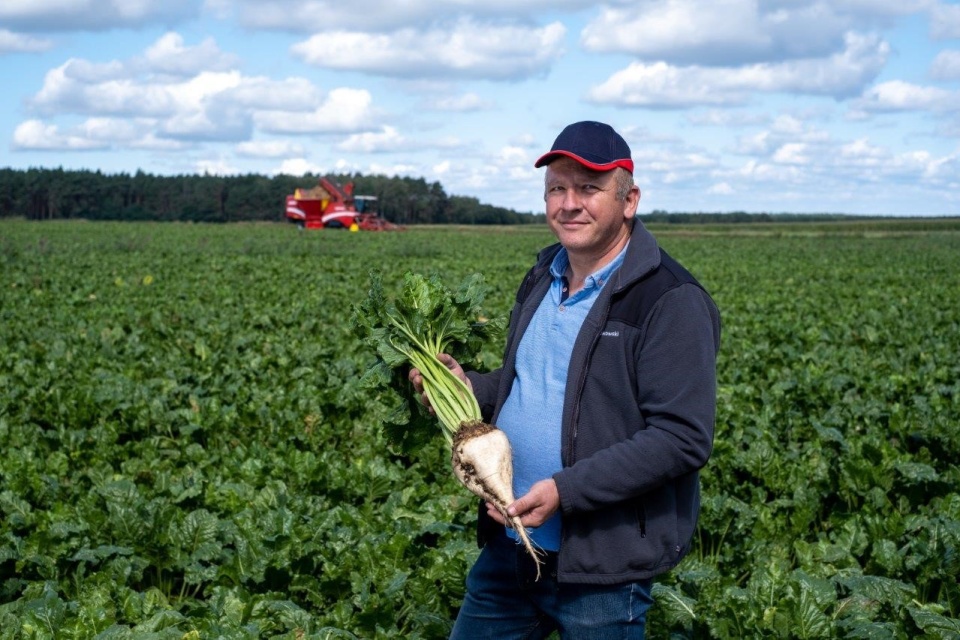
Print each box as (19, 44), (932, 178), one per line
(467, 218), (721, 584)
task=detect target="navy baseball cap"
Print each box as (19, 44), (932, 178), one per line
(534, 121), (634, 174)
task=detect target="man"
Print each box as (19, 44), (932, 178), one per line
(411, 121), (721, 638)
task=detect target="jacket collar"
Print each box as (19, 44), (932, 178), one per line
(614, 217), (660, 292)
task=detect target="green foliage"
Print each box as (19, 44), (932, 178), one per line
(1, 219), (959, 637)
(355, 270), (503, 449)
(646, 231), (960, 639)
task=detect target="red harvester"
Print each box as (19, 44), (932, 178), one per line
(284, 177), (401, 230)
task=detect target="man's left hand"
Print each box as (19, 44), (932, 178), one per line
(486, 478), (559, 528)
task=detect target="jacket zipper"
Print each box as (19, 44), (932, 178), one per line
(567, 293), (613, 463)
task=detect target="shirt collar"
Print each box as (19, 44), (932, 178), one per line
(549, 242), (630, 291)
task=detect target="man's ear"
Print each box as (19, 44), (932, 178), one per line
(624, 186), (641, 218)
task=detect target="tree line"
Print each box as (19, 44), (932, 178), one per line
(1, 167), (892, 226)
(0, 167), (544, 226)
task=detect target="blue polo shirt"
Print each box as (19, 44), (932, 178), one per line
(497, 243), (627, 551)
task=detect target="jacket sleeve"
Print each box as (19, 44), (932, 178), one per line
(554, 284), (721, 513)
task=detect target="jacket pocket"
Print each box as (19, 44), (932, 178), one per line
(562, 501), (662, 575)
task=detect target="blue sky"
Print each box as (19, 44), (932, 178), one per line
(2, 0), (959, 216)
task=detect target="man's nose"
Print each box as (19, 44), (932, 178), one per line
(561, 189), (582, 210)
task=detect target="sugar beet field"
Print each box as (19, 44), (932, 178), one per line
(1, 219), (959, 639)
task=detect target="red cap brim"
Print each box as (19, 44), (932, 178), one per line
(534, 150), (634, 174)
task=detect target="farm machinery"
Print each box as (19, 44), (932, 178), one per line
(284, 177), (401, 230)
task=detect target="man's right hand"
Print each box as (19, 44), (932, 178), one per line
(486, 479), (560, 529)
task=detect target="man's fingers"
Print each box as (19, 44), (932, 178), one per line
(411, 354), (471, 411)
(485, 502), (505, 525)
(505, 480), (559, 528)
(408, 367), (422, 389)
(506, 497), (526, 518)
(435, 353), (473, 391)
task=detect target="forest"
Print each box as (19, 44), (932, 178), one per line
(0, 167), (542, 226)
(0, 167), (905, 226)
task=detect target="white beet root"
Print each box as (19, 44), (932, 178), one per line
(452, 420), (543, 580)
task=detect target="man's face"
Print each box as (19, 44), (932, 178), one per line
(543, 157), (639, 259)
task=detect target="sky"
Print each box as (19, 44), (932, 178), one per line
(2, 1), (960, 217)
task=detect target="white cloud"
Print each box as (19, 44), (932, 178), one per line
(131, 132), (189, 151)
(161, 106), (252, 141)
(337, 126), (406, 153)
(770, 114), (806, 136)
(76, 117), (143, 143)
(588, 62), (732, 107)
(203, 0), (232, 20)
(498, 145), (529, 165)
(628, 146), (722, 192)
(731, 115), (831, 157)
(773, 142), (811, 164)
(707, 182), (735, 195)
(799, 0), (933, 18)
(365, 161), (421, 178)
(12, 119), (108, 150)
(770, 115), (831, 142)
(22, 32), (384, 145)
(12, 115), (193, 151)
(290, 18), (566, 80)
(920, 152), (958, 182)
(587, 32), (888, 107)
(0, 29), (53, 53)
(425, 92), (494, 112)
(216, 77), (324, 111)
(164, 71), (245, 113)
(237, 0), (426, 31)
(721, 127), (959, 201)
(510, 132), (537, 147)
(234, 0), (594, 32)
(236, 140), (305, 158)
(735, 159), (805, 184)
(32, 61), (177, 115)
(839, 138), (887, 166)
(931, 2), (960, 39)
(687, 110), (771, 127)
(579, 0), (924, 66)
(930, 49), (960, 80)
(275, 157), (325, 177)
(874, 149), (960, 188)
(581, 0), (844, 65)
(49, 58), (130, 84)
(854, 80), (959, 112)
(255, 87), (378, 133)
(0, 0), (198, 31)
(1, 0), (89, 14)
(233, 0), (930, 45)
(142, 32), (238, 77)
(30, 37), (245, 118)
(734, 131), (773, 155)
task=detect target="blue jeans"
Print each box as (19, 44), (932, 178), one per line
(450, 533), (653, 639)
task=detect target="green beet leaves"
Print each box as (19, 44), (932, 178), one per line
(355, 270), (504, 452)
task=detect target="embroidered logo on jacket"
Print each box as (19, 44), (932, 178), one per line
(601, 331), (620, 337)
